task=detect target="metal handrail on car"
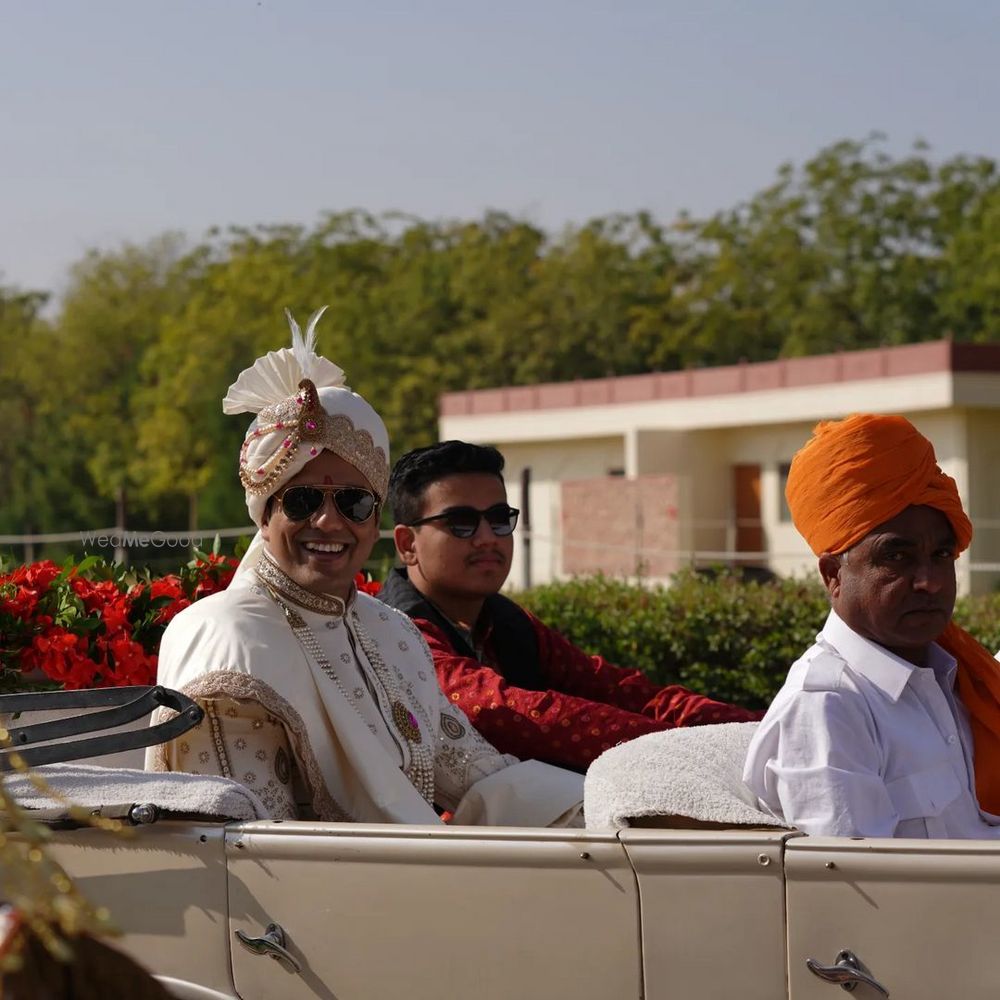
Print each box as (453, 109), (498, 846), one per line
(0, 686), (203, 770)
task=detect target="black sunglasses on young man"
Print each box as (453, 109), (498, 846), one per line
(274, 485), (379, 524)
(406, 503), (520, 539)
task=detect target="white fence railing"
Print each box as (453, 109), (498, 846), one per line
(5, 522), (1000, 584)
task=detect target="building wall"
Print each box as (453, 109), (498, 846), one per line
(498, 437), (625, 590)
(722, 421), (819, 579)
(441, 370), (1000, 595)
(629, 429), (728, 559)
(439, 371), (954, 444)
(964, 409), (1000, 594)
(561, 475), (680, 578)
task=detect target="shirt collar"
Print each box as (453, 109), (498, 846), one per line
(406, 574), (493, 647)
(821, 610), (956, 703)
(445, 605), (494, 654)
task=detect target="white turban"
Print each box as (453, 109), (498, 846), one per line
(221, 309), (390, 576)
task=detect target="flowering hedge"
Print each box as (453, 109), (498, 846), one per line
(0, 552), (384, 693)
(0, 553), (239, 692)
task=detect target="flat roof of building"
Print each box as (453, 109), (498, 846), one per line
(441, 340), (1000, 418)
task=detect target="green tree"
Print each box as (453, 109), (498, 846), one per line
(56, 234), (195, 536)
(644, 136), (1000, 367)
(939, 185), (1000, 340)
(11, 135), (1000, 541)
(0, 288), (61, 541)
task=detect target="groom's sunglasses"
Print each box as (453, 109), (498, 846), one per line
(407, 503), (519, 539)
(274, 485), (379, 524)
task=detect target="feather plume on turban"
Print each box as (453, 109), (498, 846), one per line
(222, 308), (390, 581)
(222, 308), (389, 526)
(787, 413), (1000, 814)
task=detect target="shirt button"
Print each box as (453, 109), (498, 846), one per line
(947, 734), (958, 745)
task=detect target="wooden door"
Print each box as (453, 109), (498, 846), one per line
(732, 464), (764, 562)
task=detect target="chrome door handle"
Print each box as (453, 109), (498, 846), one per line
(235, 922), (302, 974)
(806, 949), (889, 996)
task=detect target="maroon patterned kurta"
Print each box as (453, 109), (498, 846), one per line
(420, 610), (764, 772)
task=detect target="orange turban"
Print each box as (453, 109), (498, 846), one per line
(787, 413), (1000, 814)
(785, 413), (972, 556)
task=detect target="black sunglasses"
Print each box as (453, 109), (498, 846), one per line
(275, 485), (379, 524)
(407, 503), (519, 539)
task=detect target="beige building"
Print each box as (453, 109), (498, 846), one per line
(439, 340), (1000, 594)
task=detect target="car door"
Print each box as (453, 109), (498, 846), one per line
(226, 820), (642, 1000)
(620, 827), (795, 1000)
(46, 821), (239, 999)
(785, 836), (1000, 999)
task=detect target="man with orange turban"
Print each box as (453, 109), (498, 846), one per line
(743, 413), (1000, 838)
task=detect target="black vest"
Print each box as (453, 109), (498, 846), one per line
(378, 568), (545, 691)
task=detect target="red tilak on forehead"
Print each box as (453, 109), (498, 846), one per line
(322, 475), (335, 484)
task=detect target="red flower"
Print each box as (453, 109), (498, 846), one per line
(72, 578), (120, 612)
(106, 635), (157, 686)
(151, 576), (183, 599)
(22, 628), (98, 689)
(354, 572), (382, 597)
(1, 555), (236, 693)
(149, 576), (191, 625)
(20, 562), (62, 591)
(102, 595), (132, 634)
(1, 585), (40, 619)
(192, 555), (238, 599)
(1, 560), (63, 620)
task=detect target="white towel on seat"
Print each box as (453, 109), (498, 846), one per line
(6, 763), (269, 821)
(584, 722), (788, 830)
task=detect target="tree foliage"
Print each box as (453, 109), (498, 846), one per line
(4, 136), (1000, 546)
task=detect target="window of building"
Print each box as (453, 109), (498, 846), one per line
(777, 462), (792, 522)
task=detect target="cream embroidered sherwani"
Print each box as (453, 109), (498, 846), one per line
(147, 558), (584, 826)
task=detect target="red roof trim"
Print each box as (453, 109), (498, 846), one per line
(440, 340), (1000, 417)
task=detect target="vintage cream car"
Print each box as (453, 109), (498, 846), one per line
(8, 688), (998, 1000)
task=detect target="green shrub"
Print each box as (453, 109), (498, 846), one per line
(518, 570), (829, 708)
(520, 571), (1000, 709)
(955, 593), (1000, 654)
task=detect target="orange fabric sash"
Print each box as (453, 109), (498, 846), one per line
(939, 622), (1000, 815)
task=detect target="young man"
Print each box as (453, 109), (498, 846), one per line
(379, 440), (761, 772)
(743, 413), (1000, 838)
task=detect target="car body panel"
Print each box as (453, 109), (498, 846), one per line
(226, 822), (642, 1000)
(42, 815), (1000, 999)
(620, 828), (794, 1000)
(786, 836), (1000, 999)
(44, 822), (237, 998)
(155, 980), (241, 1000)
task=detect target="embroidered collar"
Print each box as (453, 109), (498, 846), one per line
(255, 551), (350, 618)
(254, 555), (436, 805)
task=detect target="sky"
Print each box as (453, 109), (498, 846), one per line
(3, 0), (999, 302)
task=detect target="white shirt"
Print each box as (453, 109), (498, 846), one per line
(743, 610), (1000, 838)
